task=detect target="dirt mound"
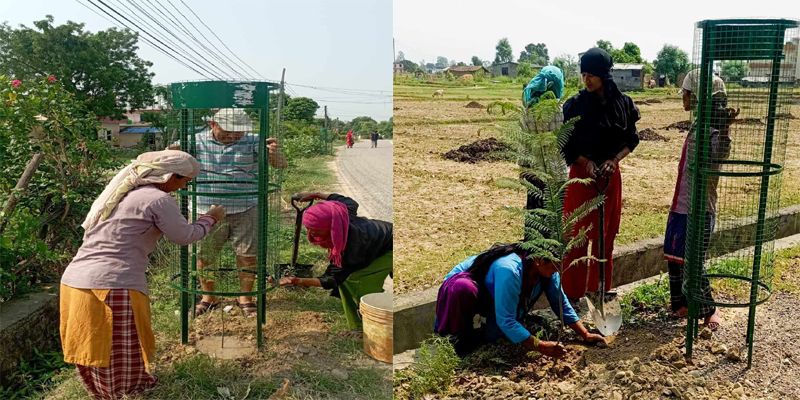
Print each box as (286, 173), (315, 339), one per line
(443, 138), (507, 163)
(465, 101), (485, 109)
(777, 113), (798, 119)
(733, 117), (765, 125)
(664, 120), (692, 131)
(638, 128), (669, 142)
(634, 99), (663, 105)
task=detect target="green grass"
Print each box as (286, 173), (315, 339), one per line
(393, 336), (460, 400)
(620, 274), (671, 326)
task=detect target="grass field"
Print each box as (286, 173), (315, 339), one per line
(393, 81), (800, 294)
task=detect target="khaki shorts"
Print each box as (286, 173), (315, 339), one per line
(197, 206), (257, 261)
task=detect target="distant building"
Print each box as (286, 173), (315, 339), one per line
(492, 61), (519, 78)
(393, 62), (404, 74)
(747, 38), (800, 84)
(445, 65), (491, 78)
(610, 63), (644, 91)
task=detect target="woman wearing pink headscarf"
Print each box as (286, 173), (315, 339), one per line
(279, 191), (392, 334)
(346, 130), (355, 148)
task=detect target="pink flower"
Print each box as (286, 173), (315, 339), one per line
(12, 80), (21, 87)
(48, 76), (56, 83)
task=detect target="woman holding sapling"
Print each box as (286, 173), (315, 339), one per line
(560, 47), (641, 301)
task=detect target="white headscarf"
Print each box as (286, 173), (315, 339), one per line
(82, 150), (200, 232)
(681, 69), (727, 97)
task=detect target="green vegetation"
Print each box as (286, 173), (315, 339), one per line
(620, 274), (671, 326)
(0, 348), (73, 400)
(393, 336), (461, 399)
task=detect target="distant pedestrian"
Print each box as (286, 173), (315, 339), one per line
(370, 130), (379, 148)
(346, 130), (354, 148)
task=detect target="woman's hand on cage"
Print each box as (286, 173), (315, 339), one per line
(205, 205), (226, 221)
(279, 275), (299, 286)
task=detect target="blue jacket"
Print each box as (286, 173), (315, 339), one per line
(444, 253), (580, 344)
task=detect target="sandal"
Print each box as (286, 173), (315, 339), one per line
(195, 301), (221, 316)
(704, 311), (721, 331)
(236, 300), (258, 318)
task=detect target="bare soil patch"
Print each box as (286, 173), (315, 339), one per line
(634, 99), (663, 105)
(443, 138), (507, 163)
(638, 128), (669, 142)
(664, 120), (692, 131)
(465, 101), (485, 109)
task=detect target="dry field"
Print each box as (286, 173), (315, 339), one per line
(393, 83), (800, 294)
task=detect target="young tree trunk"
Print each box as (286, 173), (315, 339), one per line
(0, 153), (45, 235)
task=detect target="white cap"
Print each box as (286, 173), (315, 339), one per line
(212, 108), (254, 132)
(679, 69), (726, 97)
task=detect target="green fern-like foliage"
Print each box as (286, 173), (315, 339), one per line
(495, 88), (604, 340)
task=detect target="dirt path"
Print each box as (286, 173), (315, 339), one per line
(331, 139), (393, 222)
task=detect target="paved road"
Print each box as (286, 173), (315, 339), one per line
(333, 139), (393, 222)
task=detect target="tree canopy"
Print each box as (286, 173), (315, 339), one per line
(0, 16), (155, 119)
(435, 56), (449, 69)
(494, 38), (513, 65)
(654, 44), (690, 83)
(519, 43), (549, 66)
(553, 54), (579, 79)
(396, 51), (405, 62)
(284, 97), (320, 124)
(471, 56), (482, 66)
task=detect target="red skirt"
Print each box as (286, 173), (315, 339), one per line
(76, 289), (157, 399)
(561, 163), (623, 299)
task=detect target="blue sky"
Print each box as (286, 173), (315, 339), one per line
(395, 0), (800, 69)
(0, 0), (393, 121)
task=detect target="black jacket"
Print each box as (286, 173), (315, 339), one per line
(316, 194), (393, 295)
(562, 89), (640, 166)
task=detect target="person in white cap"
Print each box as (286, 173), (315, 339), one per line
(168, 108), (287, 317)
(663, 69), (738, 331)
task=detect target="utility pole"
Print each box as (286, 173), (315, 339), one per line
(393, 38), (396, 62)
(324, 105), (330, 154)
(275, 68), (286, 134)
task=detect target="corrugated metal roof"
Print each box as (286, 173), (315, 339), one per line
(119, 127), (162, 134)
(613, 63), (644, 70)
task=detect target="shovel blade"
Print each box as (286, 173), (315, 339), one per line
(586, 294), (622, 336)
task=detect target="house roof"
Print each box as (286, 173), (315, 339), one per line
(613, 63), (644, 70)
(495, 61), (519, 66)
(119, 126), (163, 134)
(447, 65), (488, 72)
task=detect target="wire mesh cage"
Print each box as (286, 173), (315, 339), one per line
(684, 19), (799, 366)
(164, 81), (282, 349)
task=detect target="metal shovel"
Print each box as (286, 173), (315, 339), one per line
(277, 196), (315, 281)
(585, 174), (622, 336)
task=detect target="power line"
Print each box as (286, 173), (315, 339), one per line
(76, 0), (210, 78)
(287, 82), (391, 94)
(141, 0), (250, 79)
(161, 0), (256, 80)
(115, 0), (233, 79)
(87, 0), (222, 79)
(107, 0), (229, 79)
(178, 0), (267, 80)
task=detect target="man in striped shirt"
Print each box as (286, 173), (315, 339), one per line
(168, 108), (287, 317)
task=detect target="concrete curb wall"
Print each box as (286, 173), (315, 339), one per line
(393, 204), (800, 355)
(0, 289), (60, 384)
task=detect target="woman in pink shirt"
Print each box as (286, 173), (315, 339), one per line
(60, 150), (225, 399)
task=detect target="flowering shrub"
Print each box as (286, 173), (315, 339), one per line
(0, 75), (121, 301)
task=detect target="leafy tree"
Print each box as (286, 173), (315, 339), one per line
(284, 97), (320, 124)
(396, 51), (405, 62)
(426, 63), (436, 71)
(620, 42), (643, 63)
(1, 76), (122, 300)
(436, 56), (449, 69)
(456, 62), (466, 66)
(471, 56), (482, 66)
(518, 62), (534, 80)
(553, 54), (580, 80)
(596, 40), (613, 53)
(400, 59), (420, 74)
(654, 44), (690, 84)
(482, 60), (493, 69)
(378, 117), (393, 139)
(519, 43), (549, 66)
(494, 38), (513, 65)
(449, 60), (458, 67)
(642, 61), (655, 75)
(0, 16), (155, 119)
(720, 61), (749, 82)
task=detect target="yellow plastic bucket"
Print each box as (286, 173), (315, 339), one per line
(360, 292), (393, 363)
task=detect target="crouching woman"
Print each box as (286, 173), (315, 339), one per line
(59, 151), (225, 399)
(434, 244), (606, 358)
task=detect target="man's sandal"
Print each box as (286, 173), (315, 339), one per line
(195, 301), (221, 316)
(236, 300), (258, 318)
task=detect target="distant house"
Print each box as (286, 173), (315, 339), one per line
(393, 62), (404, 74)
(446, 65), (491, 78)
(492, 61), (519, 78)
(117, 126), (163, 148)
(610, 63), (644, 91)
(747, 38), (800, 84)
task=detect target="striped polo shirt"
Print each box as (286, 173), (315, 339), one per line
(188, 128), (260, 215)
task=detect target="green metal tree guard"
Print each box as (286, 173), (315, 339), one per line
(685, 19), (799, 368)
(168, 81), (282, 350)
